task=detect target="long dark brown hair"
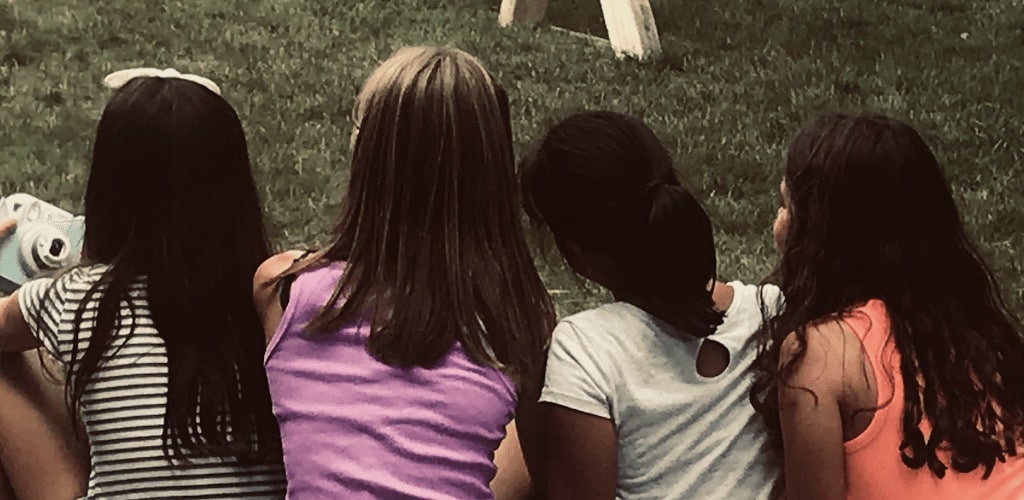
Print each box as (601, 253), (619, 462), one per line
(65, 76), (280, 462)
(750, 112), (1024, 479)
(283, 46), (555, 391)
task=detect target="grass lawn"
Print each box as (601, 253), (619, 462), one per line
(1, 0), (1021, 317)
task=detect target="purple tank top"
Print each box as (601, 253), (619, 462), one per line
(264, 263), (518, 499)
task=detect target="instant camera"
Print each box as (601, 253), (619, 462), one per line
(0, 194), (85, 294)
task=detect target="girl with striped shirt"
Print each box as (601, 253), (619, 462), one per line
(0, 70), (286, 498)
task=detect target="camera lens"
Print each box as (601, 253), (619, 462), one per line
(49, 239), (65, 257)
(19, 225), (70, 274)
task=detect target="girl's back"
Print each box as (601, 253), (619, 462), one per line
(265, 263), (516, 498)
(541, 281), (782, 498)
(754, 112), (1024, 499)
(0, 71), (287, 498)
(256, 46), (554, 498)
(19, 266), (285, 497)
(521, 111), (783, 498)
(842, 300), (1024, 500)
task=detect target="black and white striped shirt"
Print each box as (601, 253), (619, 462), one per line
(18, 265), (286, 499)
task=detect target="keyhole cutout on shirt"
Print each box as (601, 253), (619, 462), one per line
(696, 339), (730, 378)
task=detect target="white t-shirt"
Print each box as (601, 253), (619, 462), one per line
(540, 281), (784, 499)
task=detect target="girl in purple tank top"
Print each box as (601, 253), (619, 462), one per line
(253, 46), (556, 499)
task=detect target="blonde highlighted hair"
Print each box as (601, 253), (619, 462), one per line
(289, 45), (553, 392)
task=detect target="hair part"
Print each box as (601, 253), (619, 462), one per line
(750, 111), (1024, 479)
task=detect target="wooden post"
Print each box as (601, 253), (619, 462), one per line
(498, 0), (549, 27)
(600, 0), (662, 61)
(497, 0), (662, 61)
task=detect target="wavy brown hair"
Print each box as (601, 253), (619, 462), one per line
(750, 112), (1024, 479)
(283, 46), (555, 391)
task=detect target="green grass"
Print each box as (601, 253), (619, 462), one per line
(1, 0), (1021, 317)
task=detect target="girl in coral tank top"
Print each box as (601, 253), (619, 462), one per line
(750, 112), (1024, 500)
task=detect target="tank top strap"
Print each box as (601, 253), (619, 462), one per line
(279, 249), (317, 310)
(841, 299), (892, 356)
(841, 299), (900, 418)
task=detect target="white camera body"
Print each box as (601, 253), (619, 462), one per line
(0, 194), (85, 294)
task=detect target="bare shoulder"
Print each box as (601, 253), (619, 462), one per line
(253, 250), (315, 344)
(252, 250), (315, 312)
(780, 319), (851, 360)
(779, 319), (854, 399)
(254, 250), (310, 289)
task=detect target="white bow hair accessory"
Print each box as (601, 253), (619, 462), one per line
(102, 67), (221, 95)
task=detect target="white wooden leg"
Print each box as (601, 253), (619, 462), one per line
(599, 0), (662, 61)
(498, 0), (549, 27)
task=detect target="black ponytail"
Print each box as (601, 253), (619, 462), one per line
(625, 182), (722, 337)
(521, 110), (723, 337)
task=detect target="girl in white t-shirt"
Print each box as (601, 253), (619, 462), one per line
(521, 110), (783, 499)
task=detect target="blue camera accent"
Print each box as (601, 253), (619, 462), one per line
(0, 194), (85, 294)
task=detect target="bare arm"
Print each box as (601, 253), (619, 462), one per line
(252, 250), (308, 345)
(513, 367), (547, 499)
(0, 350), (88, 498)
(491, 420), (532, 499)
(0, 294), (41, 353)
(0, 220), (39, 352)
(777, 323), (849, 500)
(545, 404), (617, 500)
(0, 221), (86, 495)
